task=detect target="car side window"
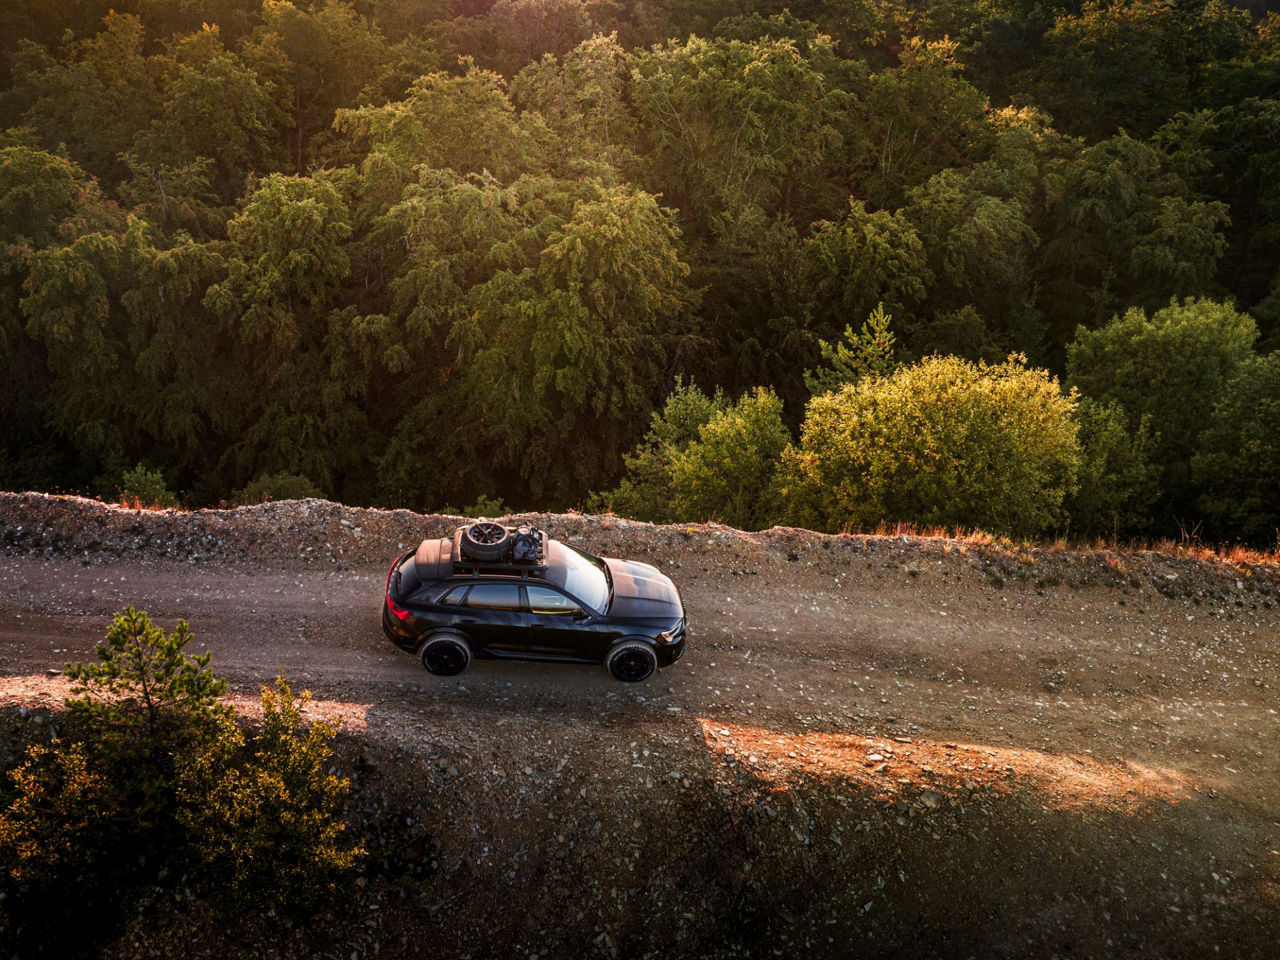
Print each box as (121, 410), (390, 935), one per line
(438, 585), (469, 606)
(526, 585), (581, 616)
(464, 582), (522, 611)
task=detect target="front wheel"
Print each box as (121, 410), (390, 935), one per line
(606, 640), (657, 683)
(420, 633), (471, 676)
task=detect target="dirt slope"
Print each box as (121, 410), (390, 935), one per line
(1, 492), (1278, 958)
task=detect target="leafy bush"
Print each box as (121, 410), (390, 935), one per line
(0, 609), (361, 954)
(1064, 398), (1161, 539)
(0, 608), (227, 954)
(597, 382), (790, 530)
(594, 380), (727, 523)
(780, 355), (1080, 536)
(668, 387), (790, 530)
(1066, 299), (1257, 522)
(180, 678), (361, 913)
(0, 742), (116, 889)
(231, 472), (324, 505)
(65, 607), (230, 823)
(1192, 353), (1280, 544)
(462, 494), (508, 517)
(117, 463), (179, 509)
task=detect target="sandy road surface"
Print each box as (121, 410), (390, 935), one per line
(2, 496), (1280, 957)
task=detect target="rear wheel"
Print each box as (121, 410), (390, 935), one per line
(420, 633), (471, 676)
(460, 522), (510, 561)
(606, 641), (657, 683)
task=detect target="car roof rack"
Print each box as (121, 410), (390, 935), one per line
(449, 526), (550, 577)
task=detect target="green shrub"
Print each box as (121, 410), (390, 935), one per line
(1064, 398), (1161, 538)
(780, 355), (1080, 536)
(668, 387), (790, 530)
(0, 608), (227, 954)
(1192, 353), (1280, 544)
(1066, 298), (1257, 521)
(117, 463), (179, 509)
(462, 493), (508, 517)
(0, 610), (361, 954)
(180, 678), (361, 914)
(0, 742), (116, 889)
(595, 379), (727, 523)
(231, 472), (324, 505)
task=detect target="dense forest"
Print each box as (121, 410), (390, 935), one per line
(2, 0), (1279, 542)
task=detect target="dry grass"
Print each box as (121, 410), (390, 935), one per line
(842, 519), (1280, 569)
(117, 497), (185, 512)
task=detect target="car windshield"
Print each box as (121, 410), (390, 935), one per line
(549, 543), (609, 612)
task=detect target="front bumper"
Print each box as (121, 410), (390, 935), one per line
(656, 621), (687, 667)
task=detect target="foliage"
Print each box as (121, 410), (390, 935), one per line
(594, 379), (725, 523)
(0, 608), (230, 955)
(668, 387), (790, 530)
(117, 463), (179, 509)
(179, 678), (361, 914)
(462, 494), (509, 517)
(1066, 298), (1257, 525)
(0, 609), (360, 955)
(0, 743), (116, 888)
(231, 471), (324, 505)
(65, 608), (229, 808)
(1, 0), (1278, 542)
(780, 356), (1080, 536)
(801, 202), (928, 343)
(1064, 398), (1160, 539)
(0, 742), (124, 957)
(1192, 353), (1280, 544)
(804, 304), (898, 395)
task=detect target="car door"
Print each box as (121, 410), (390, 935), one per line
(456, 580), (525, 655)
(523, 584), (592, 659)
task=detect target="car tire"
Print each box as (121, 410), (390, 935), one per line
(606, 640), (657, 683)
(460, 521), (510, 561)
(420, 632), (471, 676)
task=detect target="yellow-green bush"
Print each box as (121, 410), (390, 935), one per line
(780, 355), (1080, 536)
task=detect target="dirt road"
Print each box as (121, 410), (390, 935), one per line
(1, 494), (1278, 958)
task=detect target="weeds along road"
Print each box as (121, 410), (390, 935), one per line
(0, 494), (1279, 957)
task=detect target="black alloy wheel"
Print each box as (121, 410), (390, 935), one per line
(607, 641), (657, 682)
(421, 634), (471, 676)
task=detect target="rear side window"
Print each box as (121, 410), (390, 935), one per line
(438, 585), (469, 606)
(464, 582), (522, 610)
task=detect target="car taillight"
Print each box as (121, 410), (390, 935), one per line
(385, 557), (412, 621)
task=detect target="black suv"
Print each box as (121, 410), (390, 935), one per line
(382, 522), (687, 682)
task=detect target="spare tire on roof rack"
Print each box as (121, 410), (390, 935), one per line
(459, 521), (510, 561)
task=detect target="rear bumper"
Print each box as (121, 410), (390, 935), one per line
(382, 603), (419, 652)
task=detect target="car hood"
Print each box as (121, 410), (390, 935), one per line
(604, 558), (683, 619)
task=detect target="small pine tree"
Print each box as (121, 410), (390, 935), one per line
(803, 303), (898, 396)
